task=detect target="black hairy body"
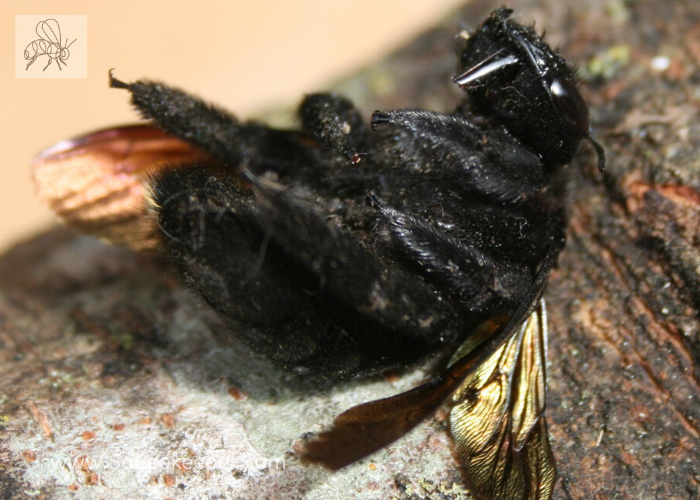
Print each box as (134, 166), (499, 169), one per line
(36, 9), (605, 499)
(114, 8), (591, 379)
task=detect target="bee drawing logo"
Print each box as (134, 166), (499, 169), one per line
(24, 19), (76, 72)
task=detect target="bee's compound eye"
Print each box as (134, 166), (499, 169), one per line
(550, 78), (590, 134)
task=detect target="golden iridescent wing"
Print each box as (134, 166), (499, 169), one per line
(303, 248), (559, 499)
(450, 299), (555, 500)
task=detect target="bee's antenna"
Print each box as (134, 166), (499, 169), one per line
(585, 133), (606, 172)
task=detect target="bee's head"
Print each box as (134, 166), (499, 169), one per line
(455, 8), (604, 171)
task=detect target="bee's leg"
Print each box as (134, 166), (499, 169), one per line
(371, 110), (544, 204)
(109, 75), (374, 199)
(369, 194), (533, 313)
(108, 73), (324, 179)
(151, 165), (472, 377)
(298, 93), (371, 164)
(109, 73), (251, 165)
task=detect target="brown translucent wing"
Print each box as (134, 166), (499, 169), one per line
(33, 124), (212, 250)
(450, 299), (555, 500)
(302, 315), (509, 470)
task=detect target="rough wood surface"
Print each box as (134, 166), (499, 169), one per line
(1, 0), (699, 499)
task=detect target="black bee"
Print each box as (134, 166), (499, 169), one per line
(33, 9), (605, 500)
(24, 19), (76, 71)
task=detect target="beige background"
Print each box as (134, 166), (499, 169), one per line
(1, 0), (465, 252)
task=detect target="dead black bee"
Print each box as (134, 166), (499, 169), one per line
(33, 8), (604, 500)
(24, 19), (76, 71)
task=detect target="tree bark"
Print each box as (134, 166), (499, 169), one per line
(1, 0), (699, 499)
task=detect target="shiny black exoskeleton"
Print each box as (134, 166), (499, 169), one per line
(111, 8), (603, 379)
